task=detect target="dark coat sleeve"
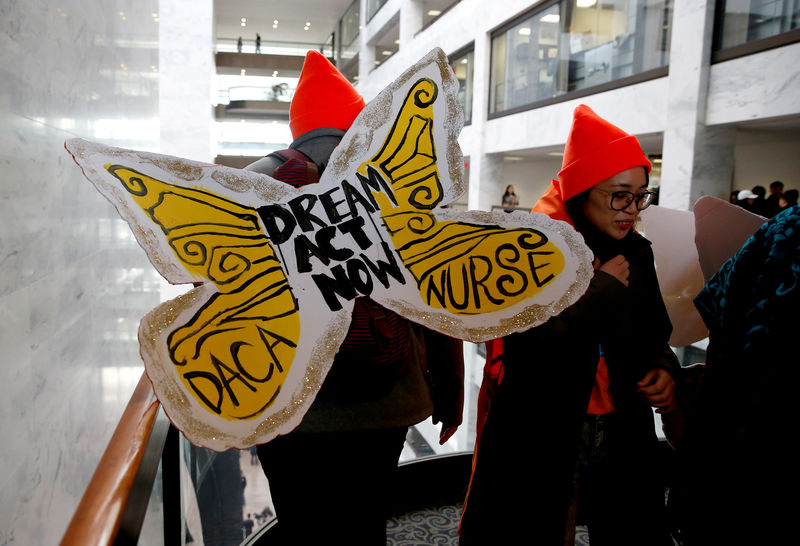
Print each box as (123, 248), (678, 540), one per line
(603, 243), (679, 397)
(422, 328), (464, 428)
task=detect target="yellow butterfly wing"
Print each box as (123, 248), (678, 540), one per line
(107, 165), (299, 421)
(359, 78), (566, 316)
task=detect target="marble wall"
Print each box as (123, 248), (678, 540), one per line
(0, 1), (163, 543)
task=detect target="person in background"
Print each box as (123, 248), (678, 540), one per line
(765, 179), (784, 216)
(460, 104), (678, 545)
(735, 189), (758, 213)
(237, 36), (243, 53)
(779, 188), (798, 211)
(255, 32), (261, 53)
(501, 184), (519, 211)
(247, 51), (464, 545)
(750, 185), (768, 216)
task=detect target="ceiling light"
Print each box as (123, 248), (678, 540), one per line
(577, 0), (597, 7)
(272, 24), (278, 29)
(306, 22), (310, 26)
(382, 50), (393, 56)
(241, 22), (246, 27)
(394, 40), (400, 44)
(152, 13), (158, 18)
(272, 71), (278, 77)
(518, 27), (531, 35)
(241, 17), (246, 22)
(547, 152), (564, 157)
(241, 69), (246, 76)
(273, 20), (279, 25)
(504, 156), (524, 161)
(428, 10), (442, 16)
(540, 13), (560, 23)
(460, 58), (468, 63)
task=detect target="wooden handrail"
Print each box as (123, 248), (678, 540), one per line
(61, 372), (160, 546)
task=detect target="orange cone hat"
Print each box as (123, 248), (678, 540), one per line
(555, 104), (650, 202)
(289, 50), (365, 139)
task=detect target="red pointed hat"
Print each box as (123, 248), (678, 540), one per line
(289, 50), (365, 139)
(554, 104), (651, 202)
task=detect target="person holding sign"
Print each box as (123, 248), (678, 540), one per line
(460, 105), (679, 545)
(247, 50), (464, 545)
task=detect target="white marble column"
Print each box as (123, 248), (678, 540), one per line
(159, 0), (214, 162)
(659, 0), (734, 210)
(467, 30), (500, 212)
(400, 0), (423, 43)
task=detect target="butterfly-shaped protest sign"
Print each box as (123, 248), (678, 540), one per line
(66, 48), (592, 450)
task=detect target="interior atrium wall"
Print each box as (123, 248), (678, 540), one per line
(0, 2), (162, 543)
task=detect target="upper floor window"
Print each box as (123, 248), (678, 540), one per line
(713, 0), (800, 52)
(422, 0), (461, 30)
(337, 0), (361, 83)
(450, 46), (474, 125)
(489, 0), (672, 116)
(372, 14), (400, 70)
(367, 0), (389, 22)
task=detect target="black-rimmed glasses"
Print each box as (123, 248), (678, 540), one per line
(594, 188), (656, 211)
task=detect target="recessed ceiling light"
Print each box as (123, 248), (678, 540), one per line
(241, 22), (246, 27)
(460, 58), (468, 63)
(547, 152), (564, 157)
(382, 50), (393, 56)
(504, 156), (524, 161)
(241, 69), (246, 76)
(272, 71), (278, 77)
(577, 0), (597, 7)
(428, 10), (442, 16)
(518, 27), (531, 35)
(241, 17), (246, 23)
(273, 20), (279, 25)
(540, 13), (560, 23)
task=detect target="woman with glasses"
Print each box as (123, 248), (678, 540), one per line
(460, 105), (678, 545)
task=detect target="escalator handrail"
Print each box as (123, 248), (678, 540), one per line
(61, 371), (160, 546)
